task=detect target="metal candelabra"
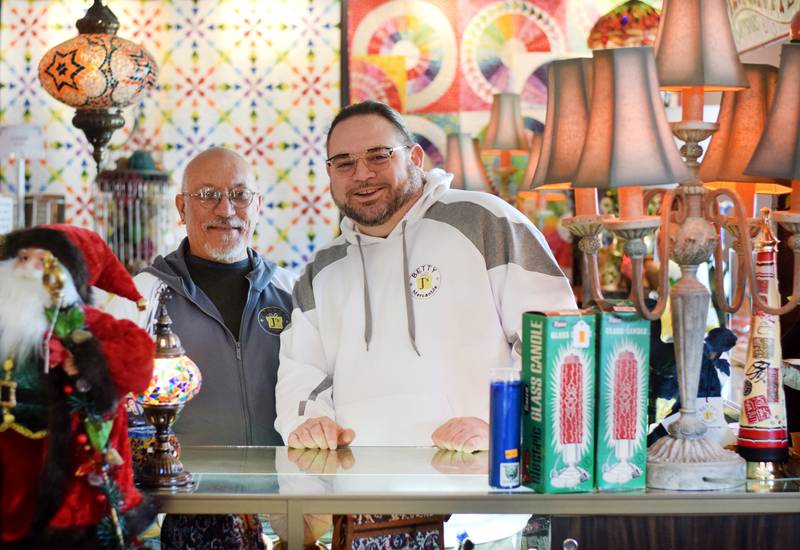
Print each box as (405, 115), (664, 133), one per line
(563, 121), (800, 490)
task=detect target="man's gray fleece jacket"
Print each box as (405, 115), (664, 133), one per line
(116, 239), (297, 445)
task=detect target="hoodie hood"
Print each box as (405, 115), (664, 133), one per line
(339, 168), (453, 245)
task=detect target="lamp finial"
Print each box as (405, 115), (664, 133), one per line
(154, 287), (186, 358)
(76, 0), (120, 35)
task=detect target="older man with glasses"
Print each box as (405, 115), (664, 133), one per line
(107, 146), (298, 548)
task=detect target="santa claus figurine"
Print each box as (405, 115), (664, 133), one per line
(0, 224), (156, 549)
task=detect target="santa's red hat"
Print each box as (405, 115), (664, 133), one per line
(0, 224), (146, 310)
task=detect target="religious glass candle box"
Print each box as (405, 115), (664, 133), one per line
(522, 310), (595, 493)
(593, 306), (650, 491)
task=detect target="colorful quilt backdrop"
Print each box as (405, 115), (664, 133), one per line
(1, 1), (659, 270)
(0, 0), (341, 270)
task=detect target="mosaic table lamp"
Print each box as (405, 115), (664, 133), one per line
(134, 287), (201, 489)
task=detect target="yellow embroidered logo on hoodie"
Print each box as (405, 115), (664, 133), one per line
(409, 264), (441, 299)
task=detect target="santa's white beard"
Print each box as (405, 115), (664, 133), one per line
(0, 259), (52, 361)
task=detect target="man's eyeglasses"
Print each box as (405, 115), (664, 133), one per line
(326, 145), (410, 177)
(180, 188), (258, 209)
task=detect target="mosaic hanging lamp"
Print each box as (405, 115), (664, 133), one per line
(587, 1), (660, 49)
(38, 0), (158, 170)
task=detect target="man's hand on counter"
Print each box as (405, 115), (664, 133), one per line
(287, 416), (356, 449)
(287, 447), (356, 474)
(431, 416), (489, 453)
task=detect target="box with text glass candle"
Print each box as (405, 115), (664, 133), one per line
(594, 306), (650, 491)
(521, 311), (595, 493)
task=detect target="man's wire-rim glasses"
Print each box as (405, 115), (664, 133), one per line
(326, 145), (410, 177)
(180, 188), (258, 209)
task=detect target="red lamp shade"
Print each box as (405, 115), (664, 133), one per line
(39, 34), (157, 109)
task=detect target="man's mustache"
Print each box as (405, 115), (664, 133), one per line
(348, 183), (388, 195)
(203, 217), (244, 229)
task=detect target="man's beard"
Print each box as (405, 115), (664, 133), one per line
(202, 215), (249, 263)
(336, 161), (425, 227)
(0, 259), (51, 361)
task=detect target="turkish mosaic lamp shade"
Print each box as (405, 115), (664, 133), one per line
(137, 355), (202, 406)
(133, 288), (200, 488)
(587, 1), (660, 49)
(36, 0), (158, 169)
(38, 35), (157, 109)
(135, 286), (202, 407)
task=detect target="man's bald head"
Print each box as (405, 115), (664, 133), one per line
(181, 147), (256, 193)
(176, 147), (263, 263)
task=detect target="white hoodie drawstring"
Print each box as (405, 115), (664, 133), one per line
(355, 235), (373, 351)
(355, 223), (421, 356)
(401, 220), (421, 356)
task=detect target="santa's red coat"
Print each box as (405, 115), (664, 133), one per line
(0, 306), (154, 543)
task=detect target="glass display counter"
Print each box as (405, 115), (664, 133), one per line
(151, 446), (800, 549)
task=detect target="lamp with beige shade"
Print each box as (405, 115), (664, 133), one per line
(482, 92), (529, 202)
(571, 0), (800, 490)
(699, 64), (790, 226)
(444, 133), (492, 192)
(572, 0), (750, 490)
(743, 41), (800, 313)
(569, 45), (692, 332)
(517, 134), (568, 227)
(526, 57), (605, 305)
(745, 43), (800, 221)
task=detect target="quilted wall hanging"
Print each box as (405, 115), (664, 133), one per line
(0, 0), (341, 270)
(1, 1), (658, 270)
(344, 0), (640, 175)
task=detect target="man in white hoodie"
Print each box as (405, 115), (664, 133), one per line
(275, 100), (576, 546)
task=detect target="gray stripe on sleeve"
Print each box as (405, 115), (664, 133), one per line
(298, 375), (334, 416)
(423, 200), (566, 277)
(293, 240), (350, 312)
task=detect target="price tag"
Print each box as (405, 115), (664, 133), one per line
(0, 124), (46, 159)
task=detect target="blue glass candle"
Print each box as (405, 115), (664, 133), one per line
(489, 368), (522, 488)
